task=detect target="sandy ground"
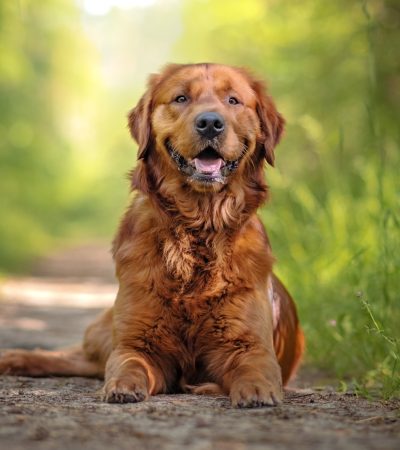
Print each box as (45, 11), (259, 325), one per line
(0, 244), (399, 450)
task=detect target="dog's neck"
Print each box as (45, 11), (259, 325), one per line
(130, 156), (269, 233)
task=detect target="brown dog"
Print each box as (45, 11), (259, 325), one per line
(0, 63), (304, 408)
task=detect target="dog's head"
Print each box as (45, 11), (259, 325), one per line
(128, 63), (284, 193)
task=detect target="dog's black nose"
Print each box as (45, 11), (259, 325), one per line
(195, 112), (225, 139)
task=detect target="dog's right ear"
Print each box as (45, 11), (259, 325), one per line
(128, 74), (159, 160)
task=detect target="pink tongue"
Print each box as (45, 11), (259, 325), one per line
(194, 158), (223, 174)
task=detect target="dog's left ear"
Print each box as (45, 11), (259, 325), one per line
(128, 74), (159, 160)
(253, 80), (285, 167)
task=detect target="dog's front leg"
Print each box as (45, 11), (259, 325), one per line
(204, 291), (283, 408)
(103, 347), (165, 403)
(222, 347), (283, 408)
(102, 287), (169, 403)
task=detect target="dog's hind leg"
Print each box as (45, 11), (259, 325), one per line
(182, 383), (224, 396)
(270, 274), (305, 385)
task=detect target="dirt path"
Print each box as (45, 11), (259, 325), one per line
(0, 244), (399, 450)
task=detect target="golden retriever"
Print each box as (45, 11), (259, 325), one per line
(0, 63), (304, 408)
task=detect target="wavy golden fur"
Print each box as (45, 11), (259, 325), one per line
(0, 63), (304, 408)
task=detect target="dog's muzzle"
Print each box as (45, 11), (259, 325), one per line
(166, 141), (243, 185)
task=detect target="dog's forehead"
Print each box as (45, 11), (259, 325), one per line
(155, 64), (256, 104)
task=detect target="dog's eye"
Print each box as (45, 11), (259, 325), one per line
(174, 95), (188, 103)
(228, 96), (240, 105)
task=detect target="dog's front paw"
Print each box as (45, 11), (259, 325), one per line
(230, 378), (283, 408)
(103, 377), (148, 404)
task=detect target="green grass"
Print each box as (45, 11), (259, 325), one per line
(262, 158), (399, 399)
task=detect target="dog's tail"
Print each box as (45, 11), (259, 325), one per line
(0, 346), (102, 378)
(270, 274), (305, 385)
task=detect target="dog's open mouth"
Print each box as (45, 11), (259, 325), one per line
(166, 141), (241, 184)
(193, 147), (224, 176)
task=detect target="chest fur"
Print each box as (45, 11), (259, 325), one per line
(161, 228), (223, 294)
(159, 224), (266, 307)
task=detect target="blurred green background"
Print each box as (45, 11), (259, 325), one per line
(0, 0), (399, 397)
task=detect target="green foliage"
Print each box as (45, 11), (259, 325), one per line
(0, 0), (100, 270)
